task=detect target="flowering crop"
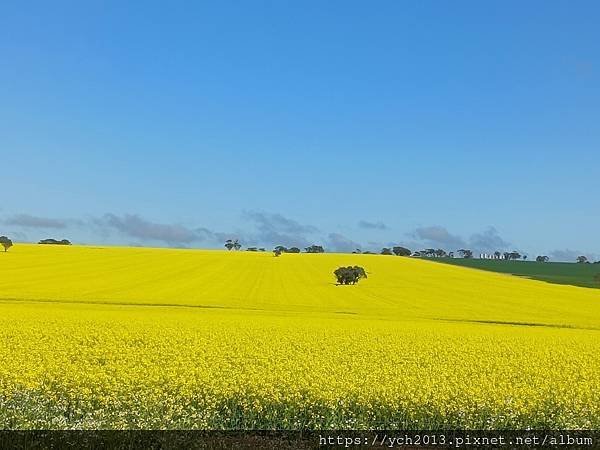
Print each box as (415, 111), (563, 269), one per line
(0, 245), (599, 429)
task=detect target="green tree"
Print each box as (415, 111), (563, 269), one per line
(0, 236), (12, 252)
(305, 245), (324, 253)
(39, 238), (71, 245)
(334, 266), (368, 285)
(392, 246), (411, 256)
(509, 251), (521, 260)
(458, 249), (473, 258)
(577, 256), (588, 264)
(381, 248), (393, 255)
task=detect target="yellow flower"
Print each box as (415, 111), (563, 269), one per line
(0, 244), (598, 429)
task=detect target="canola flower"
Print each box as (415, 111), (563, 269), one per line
(0, 244), (599, 429)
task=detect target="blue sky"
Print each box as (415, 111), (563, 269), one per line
(1, 1), (599, 260)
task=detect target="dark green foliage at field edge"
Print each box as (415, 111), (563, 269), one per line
(432, 259), (600, 289)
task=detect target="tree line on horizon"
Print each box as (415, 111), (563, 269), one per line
(0, 234), (596, 266)
(0, 237), (70, 251)
(224, 239), (325, 256)
(224, 239), (600, 265)
(38, 238), (72, 245)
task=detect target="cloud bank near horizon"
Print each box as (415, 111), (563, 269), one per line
(1, 211), (596, 261)
(2, 214), (69, 229)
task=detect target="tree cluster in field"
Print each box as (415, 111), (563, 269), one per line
(334, 266), (368, 285)
(0, 236), (12, 252)
(225, 240), (324, 255)
(38, 238), (72, 245)
(274, 245), (323, 256)
(224, 239), (242, 251)
(502, 251), (522, 260)
(354, 246), (412, 256)
(576, 256), (599, 264)
(274, 246), (301, 254)
(412, 248), (460, 258)
(305, 245), (325, 253)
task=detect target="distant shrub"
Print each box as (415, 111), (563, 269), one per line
(225, 239), (242, 251)
(458, 249), (473, 258)
(392, 246), (412, 256)
(380, 248), (393, 255)
(334, 266), (367, 285)
(305, 245), (324, 253)
(287, 247), (301, 253)
(38, 239), (71, 245)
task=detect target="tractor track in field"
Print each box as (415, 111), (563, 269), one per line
(433, 317), (600, 331)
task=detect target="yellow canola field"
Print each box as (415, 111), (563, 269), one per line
(0, 244), (599, 429)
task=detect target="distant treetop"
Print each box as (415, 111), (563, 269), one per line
(39, 238), (71, 245)
(225, 239), (242, 251)
(305, 245), (324, 253)
(392, 246), (412, 256)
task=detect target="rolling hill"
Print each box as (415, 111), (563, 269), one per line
(1, 244), (599, 429)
